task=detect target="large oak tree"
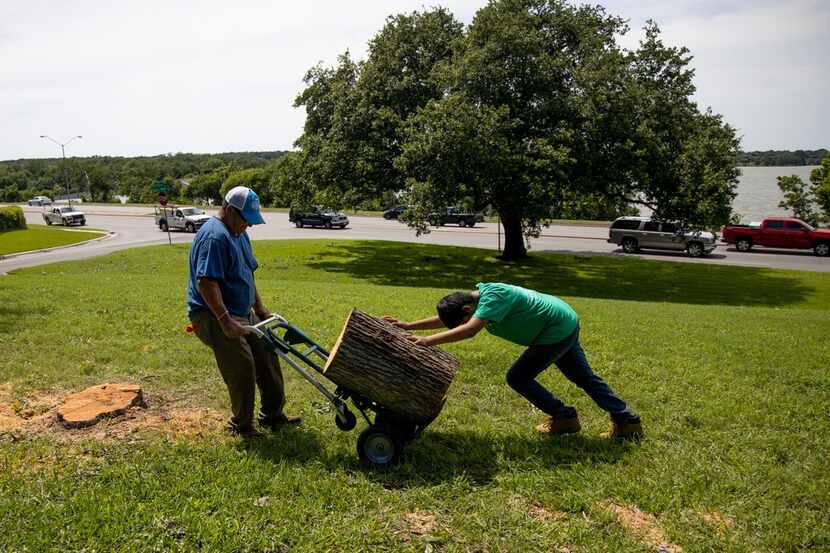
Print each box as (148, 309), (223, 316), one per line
(293, 1), (740, 259)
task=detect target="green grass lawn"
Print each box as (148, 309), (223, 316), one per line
(1, 240), (828, 552)
(0, 224), (106, 256)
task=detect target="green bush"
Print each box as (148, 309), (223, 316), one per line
(0, 205), (27, 231)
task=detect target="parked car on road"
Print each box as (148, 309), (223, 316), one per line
(721, 217), (830, 256)
(42, 205), (86, 226)
(429, 207), (484, 228)
(28, 196), (52, 206)
(383, 206), (409, 220)
(289, 207), (349, 229)
(608, 216), (717, 257)
(154, 206), (211, 233)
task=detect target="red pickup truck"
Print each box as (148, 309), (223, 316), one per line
(721, 217), (830, 256)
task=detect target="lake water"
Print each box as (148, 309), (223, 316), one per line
(732, 166), (818, 223)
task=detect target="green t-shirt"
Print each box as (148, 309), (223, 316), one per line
(473, 283), (578, 346)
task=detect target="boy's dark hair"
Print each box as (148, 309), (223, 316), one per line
(437, 291), (476, 328)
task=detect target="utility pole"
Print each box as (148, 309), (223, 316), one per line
(40, 135), (82, 206)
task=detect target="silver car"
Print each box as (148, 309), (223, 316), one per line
(608, 217), (717, 257)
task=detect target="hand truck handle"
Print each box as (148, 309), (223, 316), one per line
(242, 314), (288, 337)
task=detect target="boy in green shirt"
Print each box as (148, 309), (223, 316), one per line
(385, 283), (642, 439)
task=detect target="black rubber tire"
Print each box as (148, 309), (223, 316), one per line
(325, 221), (333, 229)
(44, 217), (52, 225)
(160, 221), (169, 232)
(736, 237), (752, 252)
(621, 237), (639, 253)
(814, 242), (830, 257)
(686, 241), (704, 257)
(357, 426), (402, 467)
(185, 222), (195, 233)
(296, 220), (304, 228)
(335, 409), (357, 431)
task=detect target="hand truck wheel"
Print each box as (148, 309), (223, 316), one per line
(357, 426), (401, 467)
(335, 408), (357, 431)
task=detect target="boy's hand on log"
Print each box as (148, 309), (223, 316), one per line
(383, 316), (410, 330)
(404, 333), (429, 346)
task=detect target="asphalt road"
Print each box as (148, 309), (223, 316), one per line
(3, 204), (828, 273)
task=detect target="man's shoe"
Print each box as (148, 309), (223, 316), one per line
(228, 426), (265, 440)
(259, 413), (302, 431)
(535, 409), (581, 435)
(602, 414), (643, 440)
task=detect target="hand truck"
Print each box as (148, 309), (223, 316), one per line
(244, 315), (439, 466)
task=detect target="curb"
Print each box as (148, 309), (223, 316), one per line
(0, 231), (116, 261)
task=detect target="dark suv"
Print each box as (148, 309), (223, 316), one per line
(383, 206), (409, 220)
(289, 207), (349, 229)
(429, 207), (484, 228)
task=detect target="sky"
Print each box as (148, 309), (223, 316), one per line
(1, 0), (827, 161)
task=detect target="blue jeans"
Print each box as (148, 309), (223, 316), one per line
(505, 326), (634, 419)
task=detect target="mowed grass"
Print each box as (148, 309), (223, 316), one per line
(1, 239), (828, 552)
(0, 224), (106, 256)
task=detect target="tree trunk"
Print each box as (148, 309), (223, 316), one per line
(324, 309), (458, 423)
(500, 212), (527, 260)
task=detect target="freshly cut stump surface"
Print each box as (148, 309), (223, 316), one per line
(324, 309), (457, 423)
(57, 383), (145, 428)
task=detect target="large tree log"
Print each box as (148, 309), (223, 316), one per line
(324, 309), (458, 423)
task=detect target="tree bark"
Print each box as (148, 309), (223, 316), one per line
(500, 212), (527, 260)
(324, 309), (458, 423)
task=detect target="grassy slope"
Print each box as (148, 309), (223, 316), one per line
(0, 239), (828, 552)
(0, 225), (105, 256)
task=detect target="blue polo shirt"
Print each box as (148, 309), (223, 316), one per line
(187, 217), (259, 317)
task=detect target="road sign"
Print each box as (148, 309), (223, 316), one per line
(152, 180), (171, 194)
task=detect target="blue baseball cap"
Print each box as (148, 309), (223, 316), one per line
(224, 186), (265, 225)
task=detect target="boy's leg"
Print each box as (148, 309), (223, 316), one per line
(506, 343), (581, 434)
(554, 333), (637, 421)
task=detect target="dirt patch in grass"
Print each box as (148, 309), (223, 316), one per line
(697, 508), (735, 530)
(599, 500), (683, 553)
(394, 510), (438, 541)
(0, 385), (225, 442)
(509, 495), (568, 524)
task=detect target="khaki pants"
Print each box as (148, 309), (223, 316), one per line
(190, 310), (285, 431)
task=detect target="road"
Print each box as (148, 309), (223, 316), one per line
(2, 204), (828, 273)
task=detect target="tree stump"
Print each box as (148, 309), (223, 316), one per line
(324, 309), (457, 423)
(57, 383), (145, 428)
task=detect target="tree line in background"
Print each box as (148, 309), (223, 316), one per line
(0, 151), (286, 205)
(738, 149), (828, 167)
(777, 152), (830, 225)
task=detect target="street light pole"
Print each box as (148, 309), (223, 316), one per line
(40, 135), (82, 206)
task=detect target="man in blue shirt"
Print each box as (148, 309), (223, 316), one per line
(187, 186), (300, 438)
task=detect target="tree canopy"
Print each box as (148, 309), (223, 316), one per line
(292, 0), (741, 259)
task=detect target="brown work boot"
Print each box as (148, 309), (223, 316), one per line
(259, 413), (302, 431)
(535, 408), (581, 435)
(602, 413), (643, 441)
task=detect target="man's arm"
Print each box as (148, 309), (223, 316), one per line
(407, 317), (488, 347)
(251, 276), (271, 320)
(197, 277), (248, 338)
(383, 315), (444, 331)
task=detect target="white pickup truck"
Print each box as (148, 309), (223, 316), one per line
(154, 206), (211, 233)
(42, 206), (86, 226)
